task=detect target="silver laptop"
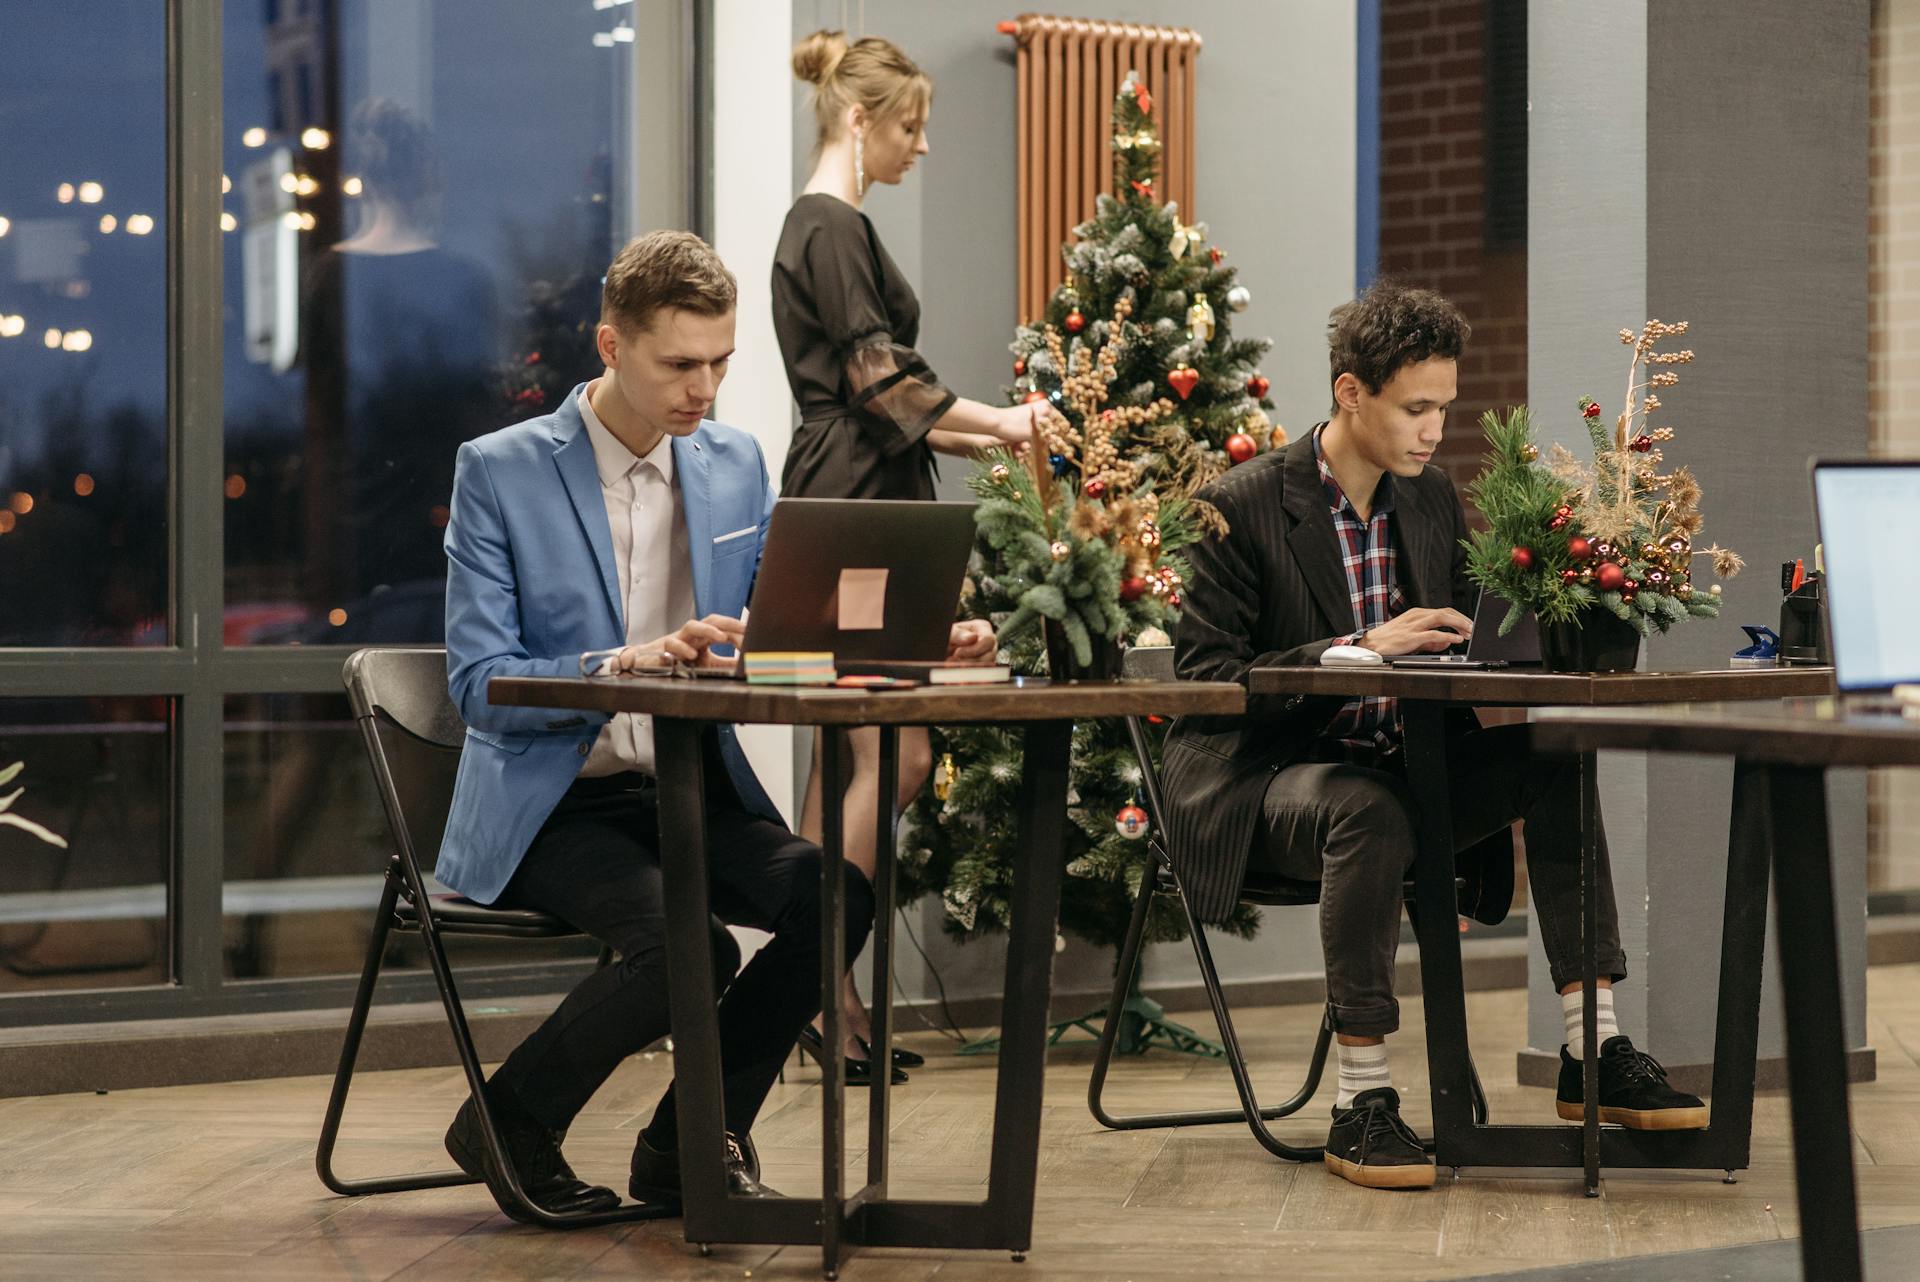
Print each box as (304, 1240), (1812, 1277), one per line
(1388, 588), (1542, 668)
(1812, 460), (1920, 696)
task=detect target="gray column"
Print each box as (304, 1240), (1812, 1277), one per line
(1523, 0), (1873, 1091)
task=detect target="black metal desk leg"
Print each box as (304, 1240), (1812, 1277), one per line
(1580, 750), (1600, 1197)
(1764, 764), (1862, 1282)
(656, 718), (731, 1242)
(867, 727), (898, 1194)
(983, 721), (1072, 1256)
(820, 736), (848, 1279)
(1401, 702), (1477, 1153)
(1706, 760), (1772, 1180)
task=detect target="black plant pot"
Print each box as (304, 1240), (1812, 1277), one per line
(1539, 608), (1643, 673)
(1043, 618), (1123, 681)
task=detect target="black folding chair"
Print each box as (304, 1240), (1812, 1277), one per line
(1086, 647), (1488, 1162)
(314, 647), (669, 1228)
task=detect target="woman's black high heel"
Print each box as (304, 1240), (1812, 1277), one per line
(856, 1035), (925, 1071)
(795, 1024), (908, 1086)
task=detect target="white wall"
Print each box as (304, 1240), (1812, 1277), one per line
(713, 0), (799, 824)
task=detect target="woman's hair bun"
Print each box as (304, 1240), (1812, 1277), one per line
(792, 29), (848, 86)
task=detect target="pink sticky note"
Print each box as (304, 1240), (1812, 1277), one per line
(837, 567), (888, 631)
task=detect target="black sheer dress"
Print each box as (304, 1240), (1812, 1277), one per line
(771, 193), (957, 501)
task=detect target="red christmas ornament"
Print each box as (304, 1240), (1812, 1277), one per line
(1225, 432), (1258, 464)
(1556, 504), (1574, 518)
(1013, 357), (1026, 376)
(1134, 81), (1152, 114)
(1208, 246), (1223, 264)
(1167, 592), (1182, 609)
(1567, 535), (1595, 560)
(1246, 374), (1270, 399)
(1023, 389), (1047, 403)
(1594, 562), (1627, 592)
(1583, 401), (1603, 419)
(1130, 178), (1153, 198)
(1510, 546), (1535, 571)
(1120, 577), (1147, 602)
(1115, 804), (1149, 839)
(1625, 579), (1642, 593)
(1560, 569), (1580, 583)
(1084, 478), (1107, 500)
(1167, 365), (1200, 400)
(1549, 516), (1569, 531)
(1630, 434), (1654, 453)
(1064, 309), (1086, 334)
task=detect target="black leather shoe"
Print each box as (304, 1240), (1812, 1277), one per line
(444, 1091), (621, 1223)
(1556, 1036), (1708, 1129)
(629, 1130), (775, 1204)
(796, 1024), (908, 1085)
(856, 1035), (925, 1070)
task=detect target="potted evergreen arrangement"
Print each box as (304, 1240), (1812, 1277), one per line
(1463, 320), (1744, 672)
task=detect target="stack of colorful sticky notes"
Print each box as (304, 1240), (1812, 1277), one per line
(743, 651), (837, 685)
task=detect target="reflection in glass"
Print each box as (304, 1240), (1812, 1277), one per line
(223, 1), (631, 644)
(223, 693), (596, 979)
(0, 4), (168, 646)
(0, 699), (170, 995)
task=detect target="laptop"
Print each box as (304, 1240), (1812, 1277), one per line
(736, 498), (976, 663)
(1811, 460), (1920, 701)
(1388, 588), (1542, 668)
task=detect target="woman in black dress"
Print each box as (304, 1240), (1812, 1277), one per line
(775, 30), (1038, 1083)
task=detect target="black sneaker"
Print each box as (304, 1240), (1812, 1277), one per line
(444, 1090), (621, 1223)
(1556, 1035), (1708, 1130)
(1324, 1087), (1436, 1190)
(629, 1130), (775, 1206)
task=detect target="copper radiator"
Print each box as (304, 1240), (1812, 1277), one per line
(999, 14), (1202, 323)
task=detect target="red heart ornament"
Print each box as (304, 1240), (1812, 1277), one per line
(1167, 366), (1199, 400)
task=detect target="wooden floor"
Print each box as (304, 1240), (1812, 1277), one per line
(6, 968), (1920, 1282)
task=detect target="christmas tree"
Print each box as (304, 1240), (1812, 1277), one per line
(897, 75), (1275, 1047)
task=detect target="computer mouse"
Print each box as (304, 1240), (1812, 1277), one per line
(1320, 643), (1384, 666)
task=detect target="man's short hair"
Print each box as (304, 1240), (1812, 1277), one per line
(601, 230), (738, 335)
(1327, 279), (1470, 411)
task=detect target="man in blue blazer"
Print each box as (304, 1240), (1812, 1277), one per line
(437, 230), (873, 1219)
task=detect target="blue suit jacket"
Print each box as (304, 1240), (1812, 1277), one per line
(436, 385), (782, 904)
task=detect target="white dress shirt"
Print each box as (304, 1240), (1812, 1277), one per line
(577, 382), (695, 777)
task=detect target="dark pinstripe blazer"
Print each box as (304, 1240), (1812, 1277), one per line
(1162, 434), (1500, 925)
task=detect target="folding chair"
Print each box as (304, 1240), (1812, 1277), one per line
(314, 647), (669, 1228)
(1086, 647), (1488, 1162)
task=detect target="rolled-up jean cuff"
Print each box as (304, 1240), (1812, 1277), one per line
(1327, 996), (1400, 1038)
(1547, 954), (1629, 994)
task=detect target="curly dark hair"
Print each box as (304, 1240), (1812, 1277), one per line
(1327, 279), (1470, 412)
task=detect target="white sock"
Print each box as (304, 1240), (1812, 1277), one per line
(1335, 1040), (1393, 1109)
(1562, 986), (1619, 1059)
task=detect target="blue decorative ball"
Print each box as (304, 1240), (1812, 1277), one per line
(1049, 454), (1069, 476)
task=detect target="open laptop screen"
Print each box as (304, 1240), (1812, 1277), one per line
(1813, 461), (1920, 691)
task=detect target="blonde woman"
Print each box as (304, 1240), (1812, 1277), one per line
(773, 30), (1032, 1085)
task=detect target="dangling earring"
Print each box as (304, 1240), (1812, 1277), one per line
(853, 128), (866, 198)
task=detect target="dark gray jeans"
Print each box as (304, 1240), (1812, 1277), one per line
(1255, 722), (1625, 1037)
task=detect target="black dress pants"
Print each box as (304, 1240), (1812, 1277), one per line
(486, 770), (875, 1145)
(1252, 722), (1627, 1037)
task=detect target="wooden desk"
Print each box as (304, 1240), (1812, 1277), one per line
(1534, 695), (1920, 1282)
(491, 674), (1242, 1278)
(1243, 665), (1833, 1196)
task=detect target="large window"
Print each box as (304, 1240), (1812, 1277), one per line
(1, 0), (689, 1026)
(0, 3), (169, 646)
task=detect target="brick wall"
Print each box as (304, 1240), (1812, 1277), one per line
(1870, 0), (1920, 895)
(1376, 0), (1528, 491)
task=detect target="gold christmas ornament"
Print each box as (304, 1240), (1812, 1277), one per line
(990, 462), (1010, 482)
(933, 752), (955, 801)
(1050, 540), (1070, 562)
(1186, 295), (1215, 345)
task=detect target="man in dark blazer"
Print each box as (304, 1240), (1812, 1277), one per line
(1163, 280), (1703, 1191)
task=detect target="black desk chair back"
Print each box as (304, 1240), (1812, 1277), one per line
(1085, 647), (1487, 1162)
(314, 647), (663, 1227)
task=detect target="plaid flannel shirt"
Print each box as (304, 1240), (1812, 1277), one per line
(1313, 424), (1406, 759)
